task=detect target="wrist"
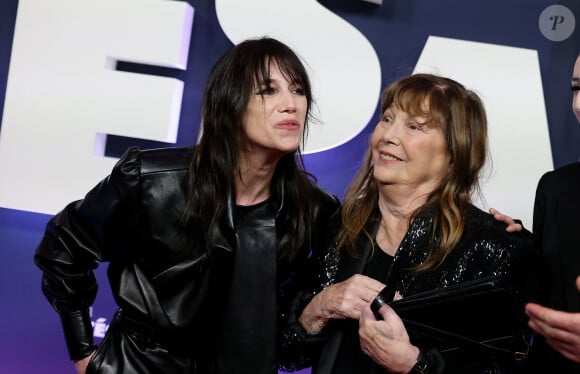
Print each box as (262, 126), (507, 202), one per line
(410, 348), (445, 374)
(299, 291), (331, 335)
(298, 308), (327, 335)
(410, 349), (429, 373)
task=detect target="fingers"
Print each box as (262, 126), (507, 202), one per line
(318, 275), (386, 320)
(489, 208), (510, 226)
(531, 302), (580, 364)
(359, 307), (392, 356)
(376, 303), (406, 331)
(346, 274), (387, 296)
(525, 302), (551, 320)
(489, 207), (521, 232)
(504, 223), (522, 233)
(547, 338), (580, 364)
(527, 303), (578, 330)
(341, 274), (386, 314)
(359, 306), (418, 373)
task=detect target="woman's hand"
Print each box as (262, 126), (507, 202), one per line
(74, 351), (95, 374)
(299, 274), (385, 335)
(359, 305), (418, 374)
(525, 275), (580, 363)
(489, 208), (522, 232)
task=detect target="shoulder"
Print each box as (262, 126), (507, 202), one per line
(455, 206), (536, 276)
(111, 146), (192, 180)
(538, 162), (580, 193)
(310, 183), (341, 218)
(108, 146), (192, 199)
(139, 146), (192, 174)
(311, 184), (340, 207)
(464, 205), (532, 248)
(465, 205), (528, 242)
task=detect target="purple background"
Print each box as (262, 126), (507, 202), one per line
(1, 0), (579, 372)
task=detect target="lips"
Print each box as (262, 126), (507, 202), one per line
(379, 151), (403, 161)
(275, 119), (300, 129)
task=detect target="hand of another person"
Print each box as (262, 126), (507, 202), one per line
(489, 208), (522, 232)
(525, 275), (580, 364)
(359, 305), (418, 373)
(299, 274), (385, 335)
(74, 351), (95, 374)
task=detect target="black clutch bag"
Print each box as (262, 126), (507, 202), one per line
(370, 276), (529, 362)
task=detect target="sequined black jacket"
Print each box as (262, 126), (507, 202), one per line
(314, 205), (536, 374)
(34, 146), (341, 373)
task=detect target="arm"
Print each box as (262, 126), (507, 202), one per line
(34, 147), (141, 363)
(525, 275), (580, 364)
(279, 272), (384, 371)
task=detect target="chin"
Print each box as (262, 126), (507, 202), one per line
(278, 141), (302, 152)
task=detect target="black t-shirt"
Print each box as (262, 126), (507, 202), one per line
(216, 199), (278, 374)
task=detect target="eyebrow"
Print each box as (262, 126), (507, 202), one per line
(572, 77), (580, 84)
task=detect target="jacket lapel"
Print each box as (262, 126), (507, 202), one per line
(209, 190), (236, 256)
(315, 220), (378, 374)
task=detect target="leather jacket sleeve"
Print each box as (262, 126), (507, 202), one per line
(34, 147), (142, 360)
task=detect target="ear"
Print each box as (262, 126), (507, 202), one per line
(446, 154), (453, 172)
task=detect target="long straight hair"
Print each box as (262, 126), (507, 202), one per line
(338, 74), (488, 271)
(182, 37), (317, 258)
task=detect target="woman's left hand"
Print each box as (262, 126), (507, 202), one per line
(489, 208), (522, 232)
(359, 305), (419, 373)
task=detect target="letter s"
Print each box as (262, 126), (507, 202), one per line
(216, 0), (381, 154)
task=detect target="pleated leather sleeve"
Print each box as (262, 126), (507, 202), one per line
(34, 147), (142, 360)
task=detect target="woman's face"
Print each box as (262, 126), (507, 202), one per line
(572, 56), (580, 123)
(240, 62), (307, 158)
(371, 104), (451, 195)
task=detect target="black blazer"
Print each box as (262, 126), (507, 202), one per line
(34, 146), (341, 373)
(526, 162), (580, 373)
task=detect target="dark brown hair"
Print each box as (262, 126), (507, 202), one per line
(182, 37), (316, 258)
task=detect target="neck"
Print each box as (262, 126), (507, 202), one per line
(375, 186), (429, 255)
(235, 151), (279, 206)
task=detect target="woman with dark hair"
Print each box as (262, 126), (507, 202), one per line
(34, 37), (341, 374)
(298, 74), (535, 373)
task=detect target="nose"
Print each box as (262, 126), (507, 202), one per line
(380, 119), (401, 145)
(279, 89), (297, 113)
(573, 91), (580, 123)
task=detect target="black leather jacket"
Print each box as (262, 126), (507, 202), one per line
(34, 146), (341, 373)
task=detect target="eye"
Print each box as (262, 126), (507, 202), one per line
(291, 86), (305, 95)
(571, 85), (580, 92)
(380, 114), (392, 123)
(407, 122), (424, 132)
(257, 85), (276, 95)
